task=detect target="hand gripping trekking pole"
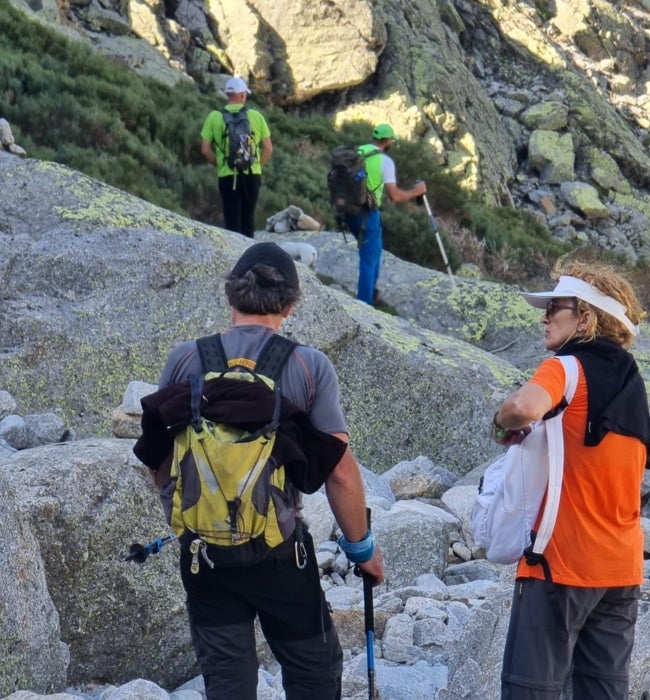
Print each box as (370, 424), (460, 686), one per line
(354, 508), (377, 700)
(422, 193), (456, 288)
(122, 534), (177, 564)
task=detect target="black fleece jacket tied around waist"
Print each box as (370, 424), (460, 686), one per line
(133, 375), (347, 494)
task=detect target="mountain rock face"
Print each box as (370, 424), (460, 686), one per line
(9, 0), (650, 263)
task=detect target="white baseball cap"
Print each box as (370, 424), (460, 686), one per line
(225, 76), (251, 94)
(523, 275), (639, 336)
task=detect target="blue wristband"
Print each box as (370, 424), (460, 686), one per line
(338, 530), (375, 564)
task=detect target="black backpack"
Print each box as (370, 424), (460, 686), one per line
(220, 106), (256, 172)
(327, 145), (380, 227)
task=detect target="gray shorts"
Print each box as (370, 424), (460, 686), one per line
(501, 577), (639, 700)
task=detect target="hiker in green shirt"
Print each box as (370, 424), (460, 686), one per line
(346, 123), (426, 305)
(200, 76), (272, 238)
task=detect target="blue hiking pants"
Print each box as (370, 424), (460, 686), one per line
(345, 208), (382, 305)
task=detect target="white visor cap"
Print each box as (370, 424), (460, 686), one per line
(523, 275), (639, 336)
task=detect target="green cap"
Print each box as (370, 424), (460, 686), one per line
(372, 123), (397, 140)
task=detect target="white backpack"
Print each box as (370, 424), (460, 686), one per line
(471, 355), (579, 565)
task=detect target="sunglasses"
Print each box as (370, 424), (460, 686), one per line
(544, 300), (578, 319)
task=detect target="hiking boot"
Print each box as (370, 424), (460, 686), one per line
(372, 288), (387, 307)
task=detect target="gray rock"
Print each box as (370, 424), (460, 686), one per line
(23, 413), (71, 447)
(316, 549), (336, 571)
(375, 659), (447, 699)
(0, 390), (17, 418)
(528, 130), (576, 183)
(520, 101), (568, 131)
(383, 456), (458, 500)
(2, 694), (79, 700)
(404, 596), (447, 621)
(361, 465), (396, 504)
(0, 472), (69, 697)
(120, 381), (158, 415)
(210, 0), (386, 102)
(0, 439), (196, 688)
(382, 613), (419, 663)
(373, 500), (459, 588)
(413, 616), (449, 648)
(560, 181), (610, 220)
(0, 437), (17, 458)
(0, 414), (29, 449)
(302, 490), (336, 547)
(443, 560), (502, 585)
(100, 679), (169, 699)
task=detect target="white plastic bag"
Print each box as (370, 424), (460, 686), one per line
(471, 356), (578, 564)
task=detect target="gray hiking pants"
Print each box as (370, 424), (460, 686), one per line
(501, 577), (639, 700)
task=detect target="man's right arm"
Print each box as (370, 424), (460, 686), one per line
(384, 179), (426, 203)
(379, 154), (426, 203)
(201, 138), (216, 166)
(325, 434), (384, 585)
(259, 136), (272, 165)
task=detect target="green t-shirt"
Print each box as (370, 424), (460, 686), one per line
(200, 105), (271, 177)
(358, 144), (385, 206)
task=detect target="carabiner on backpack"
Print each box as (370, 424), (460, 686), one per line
(189, 538), (215, 574)
(294, 521), (308, 570)
(295, 541), (307, 570)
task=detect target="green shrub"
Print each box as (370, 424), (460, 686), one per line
(462, 199), (570, 283)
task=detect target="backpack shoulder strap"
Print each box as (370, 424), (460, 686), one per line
(359, 146), (382, 196)
(196, 333), (228, 374)
(220, 106), (247, 120)
(195, 332), (296, 379)
(215, 109), (232, 154)
(238, 334), (297, 443)
(529, 355), (579, 559)
(359, 145), (381, 159)
(557, 355), (579, 403)
(254, 334), (297, 380)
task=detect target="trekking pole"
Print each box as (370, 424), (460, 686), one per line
(422, 192), (456, 288)
(354, 508), (377, 700)
(122, 534), (177, 564)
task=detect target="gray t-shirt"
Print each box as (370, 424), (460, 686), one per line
(159, 324), (347, 435)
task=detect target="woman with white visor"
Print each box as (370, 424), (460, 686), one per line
(492, 262), (650, 700)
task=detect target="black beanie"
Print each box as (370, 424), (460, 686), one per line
(230, 242), (300, 290)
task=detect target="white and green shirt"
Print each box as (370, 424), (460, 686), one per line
(358, 144), (396, 207)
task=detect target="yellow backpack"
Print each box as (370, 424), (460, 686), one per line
(170, 333), (297, 568)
